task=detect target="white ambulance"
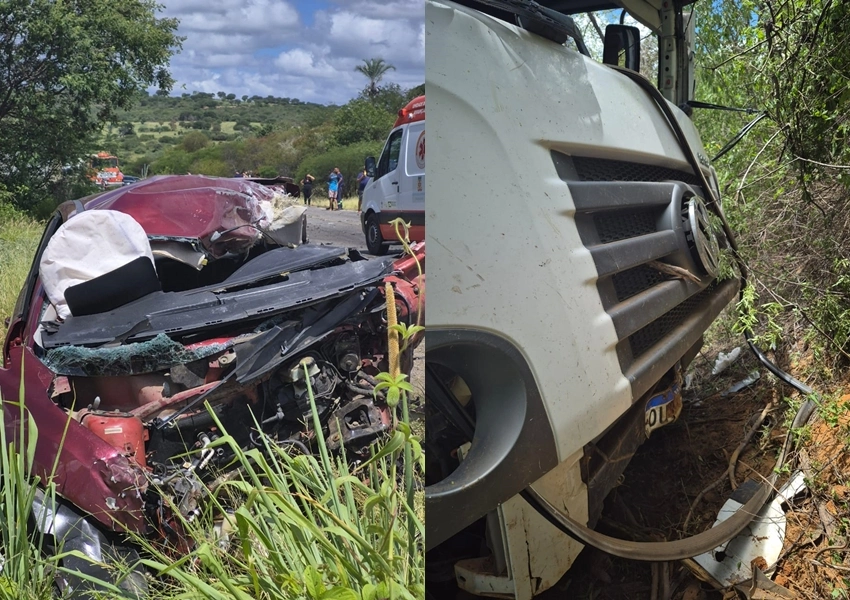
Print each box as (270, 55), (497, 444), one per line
(360, 95), (425, 255)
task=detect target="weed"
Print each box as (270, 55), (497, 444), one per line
(0, 206), (41, 334)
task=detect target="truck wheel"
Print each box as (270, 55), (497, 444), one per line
(366, 214), (389, 256)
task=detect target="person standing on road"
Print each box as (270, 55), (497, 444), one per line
(356, 168), (370, 212)
(301, 174), (314, 205)
(336, 170), (345, 210)
(327, 168), (339, 210)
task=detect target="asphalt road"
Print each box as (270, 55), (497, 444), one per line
(304, 206), (368, 252)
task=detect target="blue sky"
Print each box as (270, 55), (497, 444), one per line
(158, 0), (425, 105)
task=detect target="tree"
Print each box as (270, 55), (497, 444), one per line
(0, 0), (181, 211)
(118, 122), (136, 137)
(333, 99), (396, 146)
(405, 84), (425, 102)
(181, 131), (210, 153)
(359, 83), (406, 114)
(355, 58), (396, 99)
(256, 123), (276, 138)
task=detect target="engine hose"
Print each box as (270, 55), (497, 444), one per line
(501, 66), (821, 561)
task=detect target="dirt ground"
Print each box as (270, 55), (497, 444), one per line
(435, 323), (850, 600)
(547, 336), (850, 600)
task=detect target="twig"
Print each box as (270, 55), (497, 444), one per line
(707, 38), (769, 70)
(587, 12), (604, 44)
(810, 559), (850, 573)
(683, 474), (727, 532)
(736, 126), (785, 204)
(813, 540), (849, 561)
(646, 260), (701, 284)
(728, 401), (776, 490)
(799, 449), (839, 541)
(683, 402), (776, 530)
(650, 563), (659, 600)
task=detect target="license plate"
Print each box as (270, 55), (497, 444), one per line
(645, 381), (682, 437)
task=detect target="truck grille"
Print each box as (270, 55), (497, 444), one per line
(595, 210), (657, 243)
(611, 265), (665, 302)
(627, 285), (716, 358)
(552, 150), (739, 400)
(573, 156), (703, 187)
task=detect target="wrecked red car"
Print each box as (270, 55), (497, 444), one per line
(0, 175), (424, 593)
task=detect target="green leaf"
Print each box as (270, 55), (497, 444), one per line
(320, 587), (359, 600)
(362, 583), (378, 600)
(354, 431), (406, 472)
(304, 565), (326, 599)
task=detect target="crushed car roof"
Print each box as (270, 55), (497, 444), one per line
(74, 175), (278, 240)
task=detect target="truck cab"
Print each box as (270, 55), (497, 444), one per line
(360, 96), (425, 255)
(425, 0), (737, 598)
(89, 152), (124, 187)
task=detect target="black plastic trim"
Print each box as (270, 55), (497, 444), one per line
(589, 230), (679, 277)
(607, 278), (705, 340)
(569, 181), (683, 212)
(624, 278), (739, 399)
(424, 328), (559, 551)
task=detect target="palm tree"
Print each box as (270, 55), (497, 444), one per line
(355, 58), (396, 99)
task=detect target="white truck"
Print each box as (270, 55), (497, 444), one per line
(425, 0), (741, 597)
(361, 95), (426, 255)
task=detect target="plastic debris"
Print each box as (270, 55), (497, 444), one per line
(712, 347), (742, 375)
(721, 371), (761, 397)
(691, 471), (807, 589)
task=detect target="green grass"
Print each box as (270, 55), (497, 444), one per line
(308, 196), (359, 211)
(0, 205), (41, 335)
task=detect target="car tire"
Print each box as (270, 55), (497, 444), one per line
(366, 214), (389, 256)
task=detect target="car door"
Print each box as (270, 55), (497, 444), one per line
(374, 126), (404, 217)
(401, 120), (425, 210)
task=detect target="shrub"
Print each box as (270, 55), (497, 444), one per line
(182, 131), (210, 153)
(297, 141), (383, 198)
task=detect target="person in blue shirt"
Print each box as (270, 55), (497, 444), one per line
(327, 168), (340, 210)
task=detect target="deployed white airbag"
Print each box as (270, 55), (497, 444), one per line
(40, 210), (155, 319)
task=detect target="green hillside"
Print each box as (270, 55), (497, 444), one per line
(97, 85), (422, 199)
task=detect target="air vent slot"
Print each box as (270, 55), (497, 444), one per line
(612, 265), (666, 303)
(572, 156), (701, 187)
(628, 285), (716, 359)
(594, 210), (658, 244)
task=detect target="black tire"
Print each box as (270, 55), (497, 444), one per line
(365, 213), (389, 256)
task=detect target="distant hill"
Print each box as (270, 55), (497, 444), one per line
(117, 91), (337, 129)
(99, 85), (421, 196)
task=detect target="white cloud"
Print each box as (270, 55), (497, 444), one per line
(157, 0), (424, 104)
(274, 48), (338, 78)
